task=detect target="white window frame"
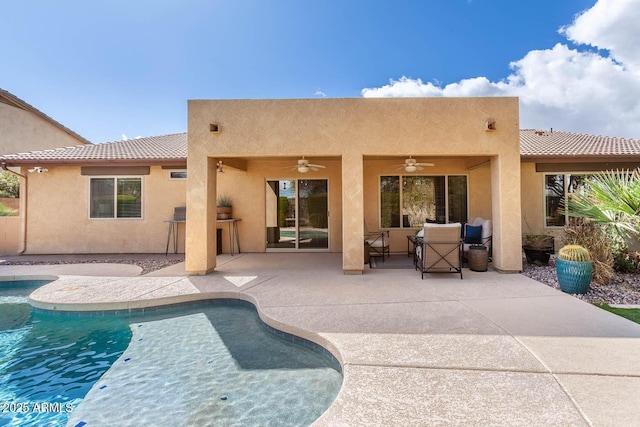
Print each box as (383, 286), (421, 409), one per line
(378, 174), (469, 229)
(88, 176), (144, 220)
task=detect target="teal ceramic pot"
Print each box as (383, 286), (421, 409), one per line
(556, 258), (593, 294)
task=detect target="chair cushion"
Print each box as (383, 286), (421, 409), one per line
(479, 218), (492, 240)
(464, 224), (483, 244)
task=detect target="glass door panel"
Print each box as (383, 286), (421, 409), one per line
(298, 179), (329, 249)
(266, 179), (329, 250)
(266, 180), (296, 249)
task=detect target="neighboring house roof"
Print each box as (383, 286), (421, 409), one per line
(520, 129), (640, 159)
(0, 89), (92, 145)
(0, 133), (187, 166)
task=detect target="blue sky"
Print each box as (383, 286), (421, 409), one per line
(2, 0), (639, 143)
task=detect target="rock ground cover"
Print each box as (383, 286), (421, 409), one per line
(0, 257), (184, 275)
(521, 257), (640, 305)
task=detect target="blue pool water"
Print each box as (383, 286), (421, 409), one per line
(0, 280), (342, 426)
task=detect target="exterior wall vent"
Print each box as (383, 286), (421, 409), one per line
(485, 119), (497, 131)
(210, 123), (221, 133)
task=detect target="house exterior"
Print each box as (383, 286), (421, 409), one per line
(0, 134), (187, 254)
(520, 129), (640, 240)
(3, 93), (640, 276)
(0, 89), (92, 254)
(186, 97), (522, 274)
(0, 89), (91, 155)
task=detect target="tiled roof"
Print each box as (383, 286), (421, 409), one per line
(3, 129), (640, 164)
(0, 133), (187, 164)
(520, 129), (640, 157)
(0, 89), (92, 145)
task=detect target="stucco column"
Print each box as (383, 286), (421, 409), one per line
(342, 152), (364, 274)
(491, 154), (523, 272)
(186, 156), (217, 274)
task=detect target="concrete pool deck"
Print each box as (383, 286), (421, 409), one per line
(3, 252), (640, 426)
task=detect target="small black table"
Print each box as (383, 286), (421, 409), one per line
(407, 235), (420, 267)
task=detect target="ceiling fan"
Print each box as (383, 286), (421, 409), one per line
(289, 157), (326, 173)
(397, 156), (434, 173)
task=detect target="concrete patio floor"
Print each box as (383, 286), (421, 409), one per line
(3, 252), (640, 426)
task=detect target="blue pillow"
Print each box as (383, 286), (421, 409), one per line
(464, 224), (482, 244)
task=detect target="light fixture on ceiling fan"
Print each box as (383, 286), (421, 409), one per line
(396, 156), (434, 172)
(289, 156), (326, 173)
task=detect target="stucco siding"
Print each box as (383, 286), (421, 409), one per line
(23, 166), (186, 254)
(188, 97), (522, 273)
(0, 216), (20, 254)
(0, 102), (88, 155)
(216, 159), (343, 253)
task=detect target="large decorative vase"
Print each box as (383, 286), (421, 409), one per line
(556, 258), (593, 294)
(468, 245), (488, 272)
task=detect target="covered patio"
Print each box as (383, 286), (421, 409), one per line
(185, 97), (523, 275)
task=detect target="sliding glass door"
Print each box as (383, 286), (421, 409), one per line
(266, 179), (329, 250)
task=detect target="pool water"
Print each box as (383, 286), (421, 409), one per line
(0, 281), (342, 426)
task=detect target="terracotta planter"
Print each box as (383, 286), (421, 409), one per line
(216, 206), (232, 220)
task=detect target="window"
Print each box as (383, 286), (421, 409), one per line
(90, 177), (142, 219)
(169, 171), (187, 179)
(379, 175), (467, 228)
(544, 174), (590, 227)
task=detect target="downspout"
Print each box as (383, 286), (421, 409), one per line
(1, 162), (27, 253)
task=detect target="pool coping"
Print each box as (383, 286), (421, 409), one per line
(4, 255), (640, 426)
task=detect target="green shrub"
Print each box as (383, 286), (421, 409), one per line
(217, 194), (232, 207)
(613, 251), (640, 273)
(0, 171), (19, 198)
(563, 220), (614, 285)
(0, 202), (18, 216)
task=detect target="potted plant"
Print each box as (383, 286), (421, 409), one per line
(216, 194), (233, 220)
(556, 244), (593, 294)
(522, 234), (555, 265)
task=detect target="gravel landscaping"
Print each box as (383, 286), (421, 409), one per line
(521, 256), (640, 305)
(0, 257), (184, 275)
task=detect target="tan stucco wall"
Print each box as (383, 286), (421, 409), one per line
(520, 162), (566, 249)
(0, 103), (89, 155)
(22, 166), (186, 254)
(216, 159), (343, 254)
(0, 216), (20, 254)
(187, 97), (522, 274)
(521, 162), (546, 236)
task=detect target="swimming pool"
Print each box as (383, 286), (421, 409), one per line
(0, 280), (342, 426)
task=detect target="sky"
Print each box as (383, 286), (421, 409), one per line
(1, 0), (639, 143)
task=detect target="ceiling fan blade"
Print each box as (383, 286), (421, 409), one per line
(416, 162), (435, 167)
(307, 163), (326, 168)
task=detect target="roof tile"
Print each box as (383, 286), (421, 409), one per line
(520, 129), (640, 157)
(1, 133), (187, 163)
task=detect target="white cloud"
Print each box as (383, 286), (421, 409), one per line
(361, 0), (640, 138)
(315, 90), (327, 97)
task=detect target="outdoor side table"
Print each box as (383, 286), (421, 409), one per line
(216, 218), (242, 255)
(164, 219), (186, 255)
(468, 245), (489, 272)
